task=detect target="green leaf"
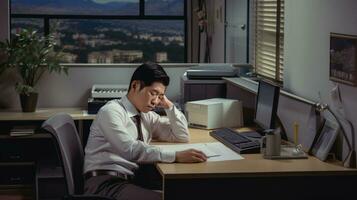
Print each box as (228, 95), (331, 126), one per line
(0, 28), (68, 92)
(15, 83), (35, 95)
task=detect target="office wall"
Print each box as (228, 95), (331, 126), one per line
(284, 0), (357, 162)
(0, 0), (9, 41)
(0, 65), (190, 109)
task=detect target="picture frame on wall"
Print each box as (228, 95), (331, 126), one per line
(330, 32), (357, 86)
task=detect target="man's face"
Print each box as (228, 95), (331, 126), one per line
(131, 81), (166, 113)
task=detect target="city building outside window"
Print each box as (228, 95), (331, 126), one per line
(10, 0), (186, 64)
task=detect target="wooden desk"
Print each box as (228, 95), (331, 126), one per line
(0, 107), (95, 140)
(0, 107), (95, 121)
(156, 128), (357, 200)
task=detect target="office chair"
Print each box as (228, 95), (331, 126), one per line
(42, 113), (114, 200)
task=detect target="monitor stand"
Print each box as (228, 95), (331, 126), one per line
(276, 115), (288, 141)
(242, 115), (288, 140)
(243, 130), (264, 139)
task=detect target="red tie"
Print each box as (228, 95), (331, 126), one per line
(133, 115), (144, 141)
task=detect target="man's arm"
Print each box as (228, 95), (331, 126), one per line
(99, 107), (206, 163)
(155, 96), (207, 162)
(97, 105), (176, 163)
(150, 95), (189, 143)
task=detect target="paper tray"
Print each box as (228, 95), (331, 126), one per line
(263, 146), (308, 159)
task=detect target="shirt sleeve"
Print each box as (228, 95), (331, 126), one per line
(97, 106), (176, 163)
(150, 105), (190, 143)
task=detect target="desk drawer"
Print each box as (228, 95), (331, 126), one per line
(0, 163), (35, 185)
(0, 137), (58, 162)
(0, 186), (35, 200)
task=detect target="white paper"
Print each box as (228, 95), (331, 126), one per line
(155, 142), (244, 162)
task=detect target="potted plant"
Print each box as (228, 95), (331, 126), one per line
(0, 29), (68, 112)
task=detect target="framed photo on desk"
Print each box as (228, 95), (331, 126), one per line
(311, 119), (340, 161)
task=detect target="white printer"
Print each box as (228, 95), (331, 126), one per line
(88, 84), (128, 114)
(185, 98), (243, 129)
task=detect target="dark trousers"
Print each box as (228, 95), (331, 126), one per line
(84, 165), (162, 200)
(84, 175), (162, 200)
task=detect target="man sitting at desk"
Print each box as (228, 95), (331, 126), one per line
(83, 62), (207, 200)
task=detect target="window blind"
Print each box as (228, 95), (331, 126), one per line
(254, 0), (284, 81)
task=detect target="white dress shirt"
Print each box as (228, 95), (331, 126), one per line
(84, 95), (189, 176)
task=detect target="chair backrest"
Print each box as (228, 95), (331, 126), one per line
(42, 113), (84, 195)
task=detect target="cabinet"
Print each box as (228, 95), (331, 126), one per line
(0, 132), (62, 200)
(0, 108), (95, 200)
(181, 75), (226, 104)
(0, 162), (36, 200)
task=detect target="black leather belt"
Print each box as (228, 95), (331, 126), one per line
(84, 170), (132, 180)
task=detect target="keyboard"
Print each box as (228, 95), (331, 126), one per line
(210, 128), (261, 154)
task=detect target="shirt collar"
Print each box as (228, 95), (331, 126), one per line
(120, 95), (140, 118)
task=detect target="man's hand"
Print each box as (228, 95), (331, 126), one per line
(175, 149), (207, 163)
(158, 95), (173, 109)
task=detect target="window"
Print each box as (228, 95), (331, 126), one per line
(254, 0), (284, 82)
(10, 0), (186, 64)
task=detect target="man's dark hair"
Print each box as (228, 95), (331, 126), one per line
(128, 62), (170, 91)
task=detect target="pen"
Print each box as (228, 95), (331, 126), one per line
(207, 155), (220, 158)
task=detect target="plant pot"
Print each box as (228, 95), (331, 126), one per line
(20, 92), (38, 112)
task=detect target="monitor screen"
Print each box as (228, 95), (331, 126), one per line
(254, 80), (280, 130)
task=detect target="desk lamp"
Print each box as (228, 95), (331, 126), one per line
(315, 103), (356, 168)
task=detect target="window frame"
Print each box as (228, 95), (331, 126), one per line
(10, 0), (188, 64)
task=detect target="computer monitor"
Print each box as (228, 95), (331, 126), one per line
(254, 80), (280, 130)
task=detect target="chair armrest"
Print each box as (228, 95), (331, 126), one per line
(66, 194), (115, 200)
